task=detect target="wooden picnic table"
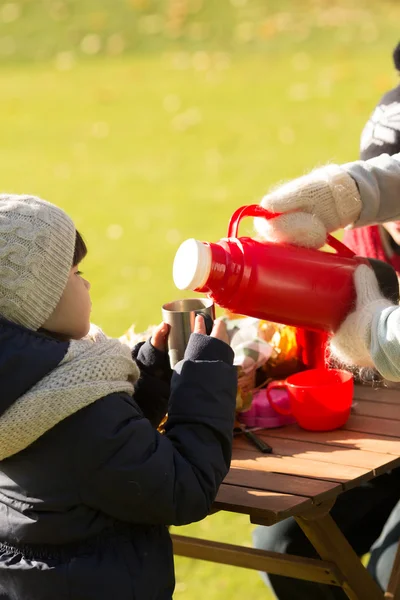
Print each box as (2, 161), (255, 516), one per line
(171, 383), (400, 600)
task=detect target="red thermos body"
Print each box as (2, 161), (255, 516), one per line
(173, 205), (371, 332)
(173, 205), (399, 368)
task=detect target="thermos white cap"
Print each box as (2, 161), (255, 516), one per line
(173, 238), (212, 290)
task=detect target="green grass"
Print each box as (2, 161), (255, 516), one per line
(1, 48), (398, 336)
(171, 512), (268, 597)
(0, 1), (398, 596)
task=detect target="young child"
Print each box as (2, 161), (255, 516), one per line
(0, 194), (237, 599)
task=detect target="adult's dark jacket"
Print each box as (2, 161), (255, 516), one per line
(360, 42), (400, 161)
(359, 84), (400, 160)
(0, 318), (236, 599)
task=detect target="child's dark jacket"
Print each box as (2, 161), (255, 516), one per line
(0, 318), (236, 599)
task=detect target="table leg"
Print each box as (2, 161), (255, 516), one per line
(385, 541), (400, 599)
(296, 512), (383, 600)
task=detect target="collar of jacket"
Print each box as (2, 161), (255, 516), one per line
(0, 317), (69, 418)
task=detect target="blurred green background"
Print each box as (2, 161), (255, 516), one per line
(1, 0), (400, 596)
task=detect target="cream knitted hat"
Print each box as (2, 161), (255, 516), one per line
(0, 194), (76, 330)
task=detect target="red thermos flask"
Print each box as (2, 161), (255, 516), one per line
(173, 205), (399, 367)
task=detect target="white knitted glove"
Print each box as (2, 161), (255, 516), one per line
(254, 165), (362, 248)
(330, 265), (394, 367)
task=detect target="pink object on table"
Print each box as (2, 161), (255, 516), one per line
(238, 388), (296, 429)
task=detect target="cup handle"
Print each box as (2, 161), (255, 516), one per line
(195, 311), (214, 335)
(265, 380), (292, 415)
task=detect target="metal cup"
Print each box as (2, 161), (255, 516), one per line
(162, 298), (215, 368)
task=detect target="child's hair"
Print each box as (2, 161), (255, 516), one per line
(38, 230), (88, 342)
(73, 231), (87, 266)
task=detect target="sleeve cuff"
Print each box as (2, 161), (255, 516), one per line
(183, 333), (234, 365)
(135, 339), (170, 371)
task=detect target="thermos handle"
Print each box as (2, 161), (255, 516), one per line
(228, 204), (356, 258)
(325, 234), (356, 258)
(228, 204), (275, 237)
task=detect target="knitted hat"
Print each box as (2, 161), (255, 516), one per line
(0, 194), (76, 331)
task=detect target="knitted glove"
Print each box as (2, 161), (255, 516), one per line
(254, 165), (362, 248)
(330, 265), (394, 367)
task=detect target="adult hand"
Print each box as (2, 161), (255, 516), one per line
(330, 265), (394, 367)
(151, 322), (170, 352)
(210, 318), (230, 345)
(254, 165), (361, 248)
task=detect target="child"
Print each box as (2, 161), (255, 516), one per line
(0, 194), (237, 599)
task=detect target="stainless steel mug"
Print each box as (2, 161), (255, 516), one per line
(162, 298), (215, 367)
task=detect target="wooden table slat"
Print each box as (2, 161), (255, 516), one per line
(345, 414), (400, 437)
(354, 385), (400, 404)
(263, 424), (400, 456)
(224, 467), (342, 502)
(231, 447), (372, 488)
(352, 399), (400, 421)
(214, 482), (312, 523)
(235, 433), (399, 471)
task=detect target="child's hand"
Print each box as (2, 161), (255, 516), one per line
(210, 318), (230, 345)
(151, 322), (170, 352)
(194, 315), (230, 345)
(193, 314), (207, 335)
